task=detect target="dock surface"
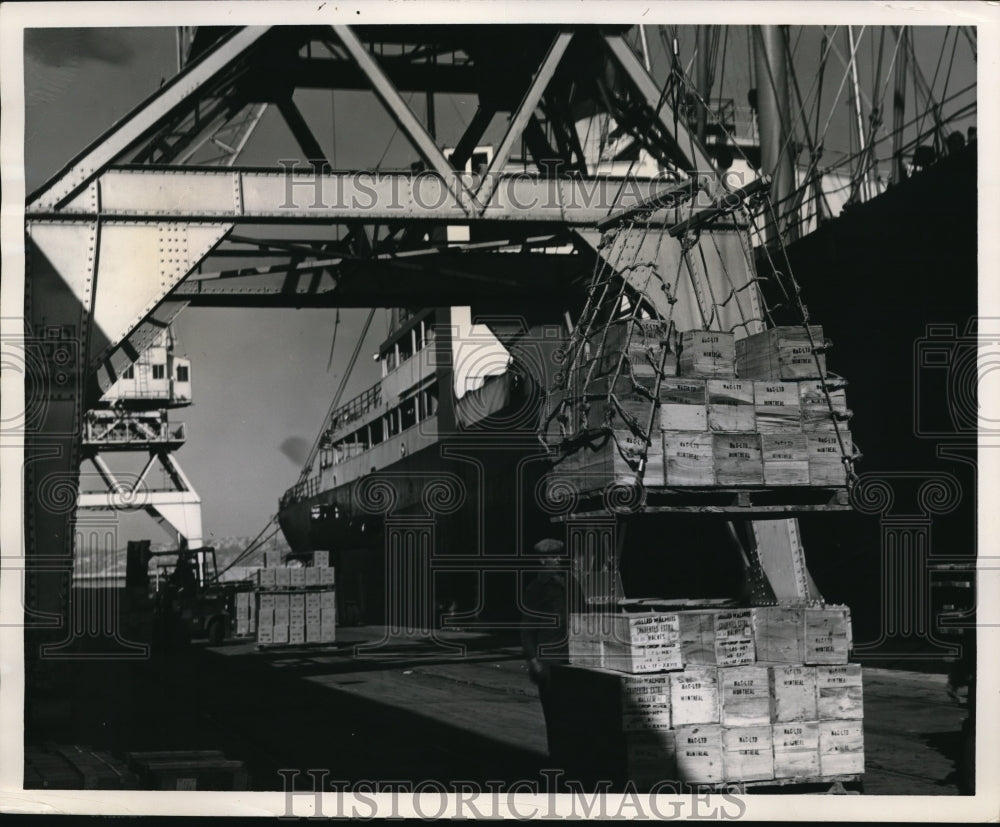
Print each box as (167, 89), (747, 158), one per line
(26, 626), (970, 794)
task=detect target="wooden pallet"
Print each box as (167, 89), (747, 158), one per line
(552, 486), (850, 519)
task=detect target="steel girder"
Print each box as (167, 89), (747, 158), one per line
(20, 22), (814, 647)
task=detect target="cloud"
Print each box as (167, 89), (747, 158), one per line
(279, 436), (311, 467)
(26, 28), (136, 68)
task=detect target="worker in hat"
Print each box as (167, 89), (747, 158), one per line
(520, 537), (583, 763)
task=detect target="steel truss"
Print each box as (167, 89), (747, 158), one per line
(22, 23), (813, 642)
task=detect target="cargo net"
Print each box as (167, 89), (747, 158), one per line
(539, 184), (860, 502)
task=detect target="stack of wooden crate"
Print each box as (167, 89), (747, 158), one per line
(549, 324), (853, 493)
(253, 560), (336, 648)
(558, 604), (863, 787)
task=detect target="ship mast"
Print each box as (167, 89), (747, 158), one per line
(753, 25), (795, 244)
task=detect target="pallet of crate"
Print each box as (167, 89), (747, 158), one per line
(256, 587), (337, 648)
(554, 605), (862, 790)
(233, 590), (257, 638)
(546, 324), (854, 500)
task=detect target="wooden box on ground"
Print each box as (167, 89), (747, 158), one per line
(719, 665), (771, 726)
(799, 380), (849, 430)
(625, 730), (678, 787)
(707, 380), (755, 432)
(805, 606), (851, 664)
(679, 330), (736, 378)
(677, 609), (755, 666)
(818, 720), (864, 776)
(670, 666), (720, 725)
(553, 429), (664, 490)
(807, 431), (851, 486)
(712, 433), (763, 485)
(735, 325), (826, 380)
(549, 665), (672, 734)
(25, 745), (140, 790)
(772, 722), (820, 778)
(723, 724), (775, 782)
(816, 664), (863, 720)
(663, 431), (714, 486)
(674, 724), (725, 783)
(659, 378), (708, 431)
(753, 381), (802, 431)
(768, 664), (818, 722)
(761, 434), (809, 486)
(127, 750), (248, 791)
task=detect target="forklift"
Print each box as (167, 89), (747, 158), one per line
(128, 540), (247, 647)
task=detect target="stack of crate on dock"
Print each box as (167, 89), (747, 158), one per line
(557, 604), (863, 787)
(549, 323), (853, 493)
(253, 551), (336, 647)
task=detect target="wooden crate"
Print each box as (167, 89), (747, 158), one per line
(769, 664), (818, 722)
(620, 673), (673, 731)
(670, 667), (720, 725)
(807, 431), (851, 486)
(625, 730), (678, 786)
(306, 623), (322, 643)
(799, 380), (849, 431)
(751, 607), (804, 663)
(593, 325), (678, 380)
(659, 378), (708, 431)
(290, 568), (306, 588)
(707, 379), (755, 432)
(735, 326), (826, 380)
(816, 664), (863, 720)
(753, 381), (802, 432)
(289, 623), (305, 645)
(674, 724), (725, 783)
(663, 431), (715, 486)
(319, 567), (336, 586)
(305, 567), (320, 587)
(723, 724), (775, 782)
(275, 567), (291, 588)
(272, 623), (289, 645)
(677, 609), (755, 666)
(818, 720), (864, 776)
(25, 745), (140, 790)
(712, 433), (763, 485)
(772, 722), (820, 779)
(761, 434), (809, 486)
(257, 622), (273, 645)
(554, 429), (664, 490)
(604, 641), (683, 673)
(313, 550), (329, 567)
(127, 750), (248, 791)
(679, 330), (736, 378)
(719, 665), (771, 726)
(805, 606), (851, 664)
(257, 568), (276, 589)
(568, 612), (609, 667)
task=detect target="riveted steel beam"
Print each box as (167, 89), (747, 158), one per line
(28, 27), (272, 211)
(474, 31), (574, 208)
(330, 24), (474, 214)
(28, 167), (690, 226)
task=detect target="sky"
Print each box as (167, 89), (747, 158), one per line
(23, 22), (976, 544)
